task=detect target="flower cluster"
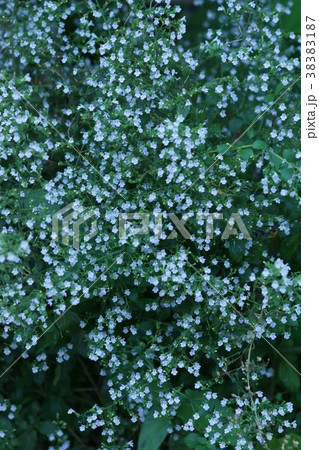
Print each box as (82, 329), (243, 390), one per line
(0, 0), (300, 448)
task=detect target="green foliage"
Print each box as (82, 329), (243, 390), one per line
(138, 415), (171, 450)
(0, 0), (300, 448)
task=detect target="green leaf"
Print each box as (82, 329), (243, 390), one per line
(238, 147), (253, 160)
(42, 396), (66, 418)
(177, 105), (190, 119)
(265, 94), (275, 103)
(247, 128), (256, 139)
(23, 430), (37, 450)
(278, 363), (300, 392)
(184, 433), (202, 448)
(0, 417), (14, 433)
(138, 415), (170, 450)
(229, 117), (243, 133)
(253, 140), (267, 150)
(280, 167), (294, 182)
(268, 150), (283, 166)
(177, 402), (193, 421)
(217, 143), (230, 154)
(20, 189), (56, 214)
(228, 239), (246, 263)
(168, 435), (187, 449)
(256, 433), (300, 450)
(283, 149), (296, 163)
(37, 421), (58, 435)
(57, 310), (80, 333)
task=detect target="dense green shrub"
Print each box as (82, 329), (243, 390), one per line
(0, 0), (300, 448)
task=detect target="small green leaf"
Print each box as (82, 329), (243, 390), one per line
(280, 167), (294, 182)
(253, 140), (267, 149)
(20, 189), (56, 213)
(184, 433), (202, 448)
(247, 128), (256, 139)
(217, 143), (230, 154)
(268, 150), (282, 166)
(138, 415), (170, 450)
(37, 421), (58, 435)
(256, 433), (300, 450)
(265, 94), (275, 103)
(238, 147), (253, 160)
(228, 239), (246, 263)
(279, 363), (300, 392)
(283, 149), (296, 163)
(23, 430), (37, 450)
(229, 117), (243, 133)
(177, 105), (190, 119)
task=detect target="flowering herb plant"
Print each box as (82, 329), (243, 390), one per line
(0, 0), (300, 448)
